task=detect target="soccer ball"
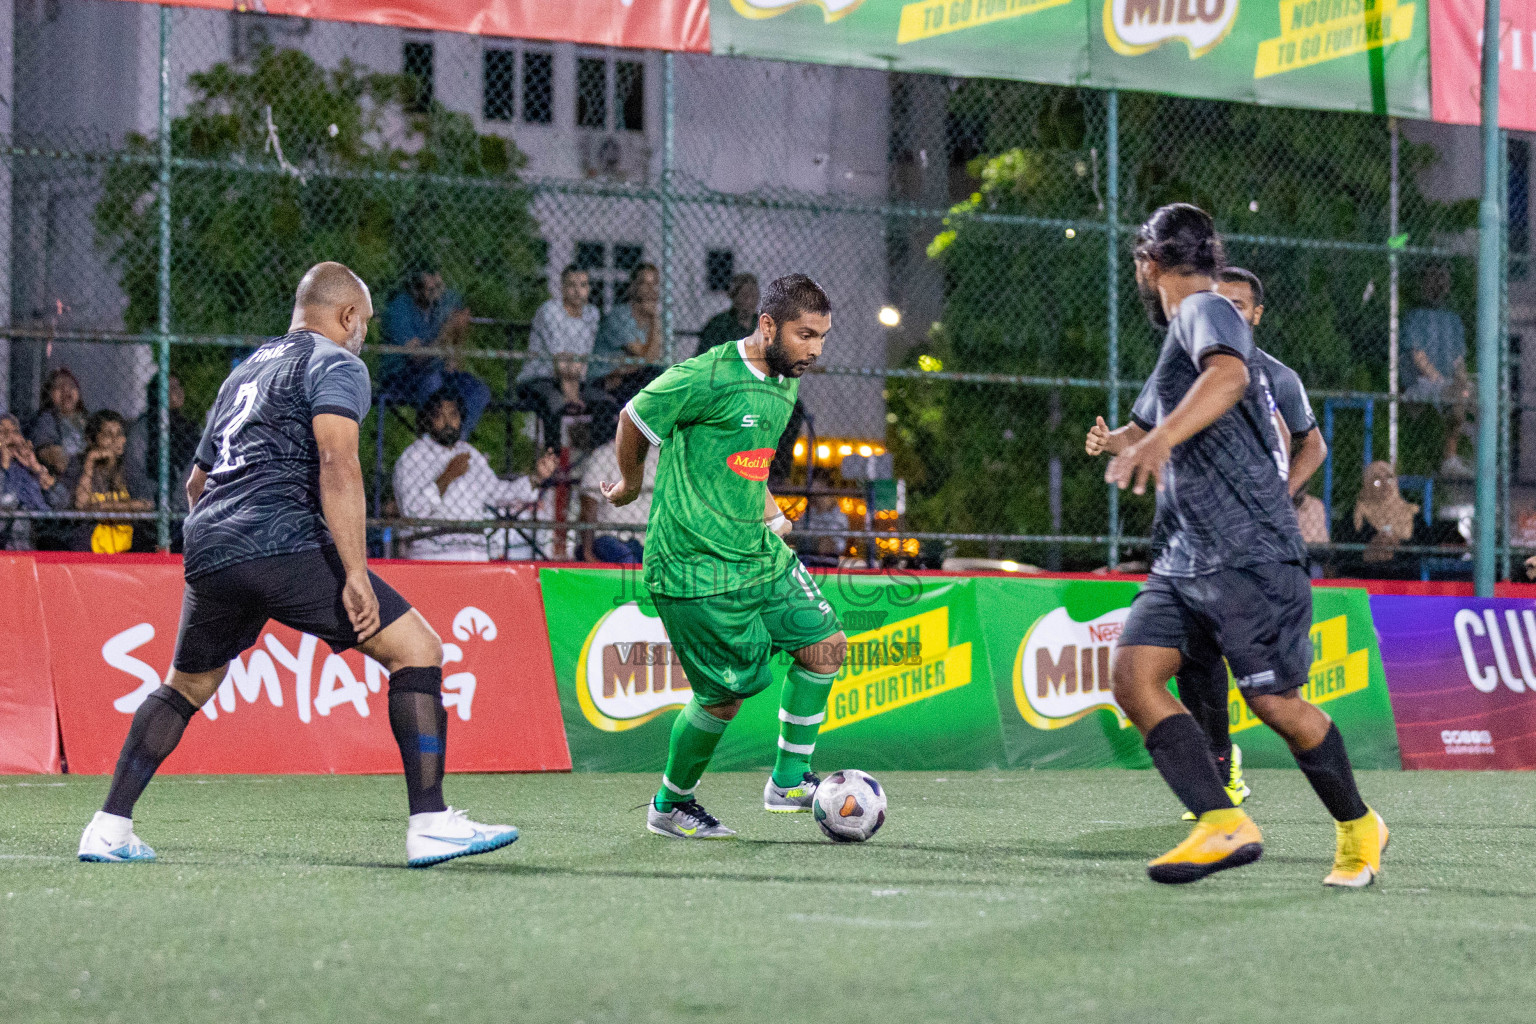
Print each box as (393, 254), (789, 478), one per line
(812, 769), (887, 843)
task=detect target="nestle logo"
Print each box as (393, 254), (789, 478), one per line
(1087, 622), (1123, 644)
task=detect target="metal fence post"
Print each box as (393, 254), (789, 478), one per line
(1388, 116), (1399, 467)
(660, 51), (676, 365)
(1105, 89), (1120, 570)
(156, 5), (172, 551)
(1474, 0), (1503, 596)
(1500, 129), (1513, 582)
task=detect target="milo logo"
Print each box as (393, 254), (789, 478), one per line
(727, 447), (775, 482)
(730, 0), (866, 21)
(1012, 606), (1132, 730)
(1103, 0), (1240, 58)
(574, 602), (692, 732)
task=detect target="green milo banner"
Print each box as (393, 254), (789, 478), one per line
(538, 568), (1400, 771)
(710, 0), (1429, 117)
(973, 578), (1400, 769)
(538, 568), (1007, 772)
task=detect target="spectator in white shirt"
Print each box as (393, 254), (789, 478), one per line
(579, 438), (658, 564)
(516, 265), (615, 446)
(394, 390), (558, 561)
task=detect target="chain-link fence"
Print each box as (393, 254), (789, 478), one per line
(1, 1), (1525, 580)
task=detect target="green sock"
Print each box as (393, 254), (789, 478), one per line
(772, 665), (837, 788)
(654, 699), (729, 811)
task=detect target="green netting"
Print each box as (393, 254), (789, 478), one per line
(0, 1), (1518, 579)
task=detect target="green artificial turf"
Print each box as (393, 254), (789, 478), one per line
(2, 769), (1534, 1024)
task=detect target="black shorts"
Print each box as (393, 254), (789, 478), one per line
(173, 547), (412, 674)
(1119, 563), (1313, 697)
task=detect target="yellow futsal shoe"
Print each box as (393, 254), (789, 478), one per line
(1183, 745), (1251, 820)
(1148, 808), (1264, 884)
(1323, 808), (1389, 888)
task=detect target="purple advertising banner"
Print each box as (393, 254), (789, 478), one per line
(1373, 596), (1536, 770)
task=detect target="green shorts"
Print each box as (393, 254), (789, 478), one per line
(652, 563), (843, 705)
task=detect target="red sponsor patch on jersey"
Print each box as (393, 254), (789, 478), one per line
(726, 448), (775, 482)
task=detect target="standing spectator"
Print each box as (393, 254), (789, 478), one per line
(1402, 264), (1473, 478)
(30, 367), (88, 477)
(0, 413), (65, 550)
(591, 262), (664, 408)
(393, 390), (558, 561)
(380, 268), (491, 438)
(64, 410), (153, 553)
(516, 265), (614, 445)
(579, 437), (658, 563)
(696, 273), (760, 356)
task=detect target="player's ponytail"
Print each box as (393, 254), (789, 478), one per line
(1134, 203), (1225, 276)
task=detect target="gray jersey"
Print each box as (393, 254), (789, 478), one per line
(1133, 347), (1315, 440)
(1254, 350), (1316, 440)
(1138, 292), (1306, 578)
(183, 330), (372, 579)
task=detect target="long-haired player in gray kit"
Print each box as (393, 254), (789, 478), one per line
(1102, 204), (1385, 886)
(78, 262), (518, 868)
(1088, 265), (1330, 820)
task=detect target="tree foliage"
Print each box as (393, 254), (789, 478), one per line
(94, 47), (545, 409)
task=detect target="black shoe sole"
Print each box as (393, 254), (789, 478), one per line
(1147, 843), (1263, 885)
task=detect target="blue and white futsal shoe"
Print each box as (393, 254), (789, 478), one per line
(406, 807), (519, 868)
(78, 811), (156, 863)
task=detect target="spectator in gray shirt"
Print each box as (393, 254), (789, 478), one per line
(1402, 264), (1473, 478)
(515, 265), (615, 445)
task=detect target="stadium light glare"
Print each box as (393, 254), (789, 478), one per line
(878, 305), (901, 327)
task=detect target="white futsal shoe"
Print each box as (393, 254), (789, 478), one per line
(406, 807), (519, 868)
(78, 811), (157, 863)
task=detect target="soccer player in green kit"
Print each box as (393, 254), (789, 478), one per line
(601, 274), (846, 839)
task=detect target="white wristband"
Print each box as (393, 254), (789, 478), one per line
(767, 512), (792, 537)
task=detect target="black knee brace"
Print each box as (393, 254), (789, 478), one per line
(389, 666), (442, 696)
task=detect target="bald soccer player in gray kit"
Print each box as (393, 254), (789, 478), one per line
(78, 262), (518, 868)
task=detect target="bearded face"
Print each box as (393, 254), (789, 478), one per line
(1136, 260), (1169, 330)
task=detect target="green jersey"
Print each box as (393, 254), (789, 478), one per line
(626, 338), (800, 598)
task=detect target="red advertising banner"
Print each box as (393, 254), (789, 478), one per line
(37, 556), (569, 775)
(0, 556), (61, 773)
(1373, 595), (1536, 769)
(111, 0), (711, 52)
(1430, 0), (1536, 131)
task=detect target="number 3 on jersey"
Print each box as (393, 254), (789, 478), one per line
(211, 381), (260, 474)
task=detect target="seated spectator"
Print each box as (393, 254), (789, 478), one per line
(0, 413), (66, 550)
(516, 265), (615, 446)
(795, 492), (849, 568)
(380, 268), (491, 438)
(579, 437), (658, 564)
(590, 262), (664, 409)
(393, 389), (558, 561)
(1402, 264), (1474, 478)
(29, 367), (88, 477)
(696, 272), (760, 356)
(64, 410), (153, 553)
(127, 372), (202, 514)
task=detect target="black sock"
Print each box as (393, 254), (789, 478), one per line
(388, 667), (448, 816)
(1145, 714), (1234, 817)
(1293, 723), (1369, 822)
(1181, 682), (1233, 774)
(102, 685), (197, 818)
